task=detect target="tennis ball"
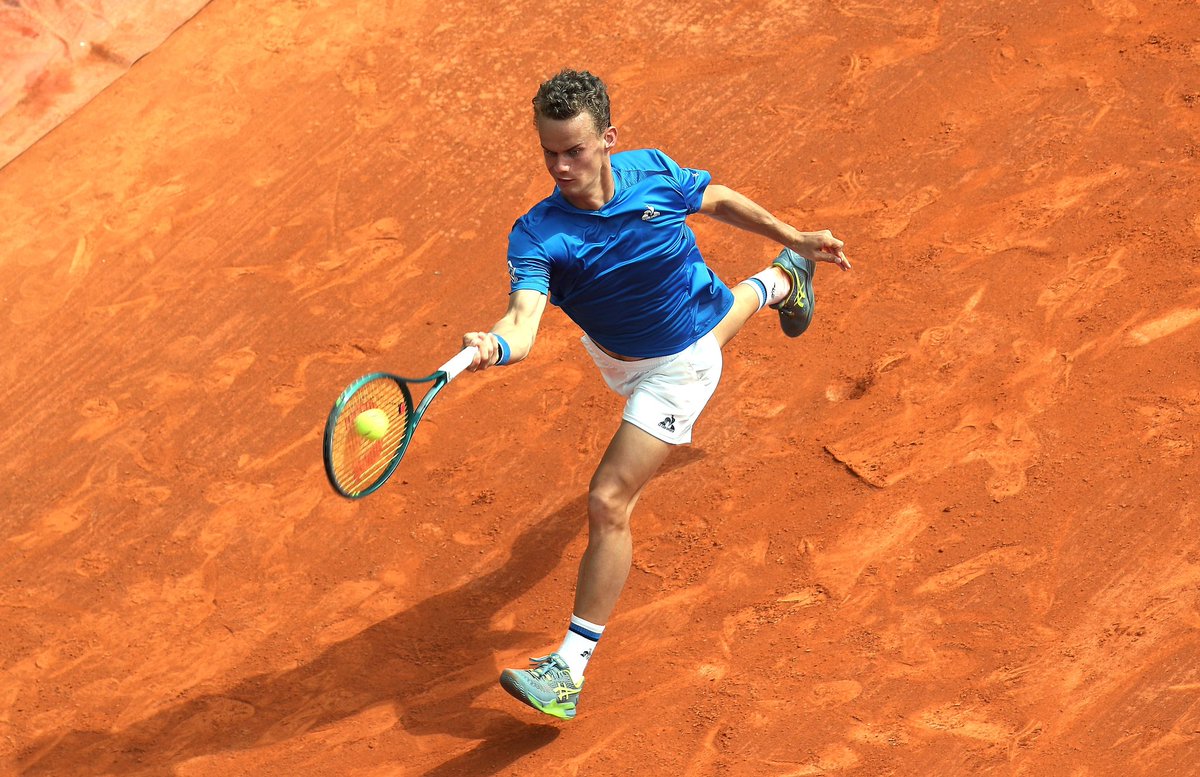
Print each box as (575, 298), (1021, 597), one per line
(354, 408), (389, 441)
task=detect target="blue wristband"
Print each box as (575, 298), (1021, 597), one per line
(492, 333), (511, 366)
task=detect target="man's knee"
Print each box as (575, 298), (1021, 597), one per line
(587, 479), (632, 533)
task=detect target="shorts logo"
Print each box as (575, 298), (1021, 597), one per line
(641, 205), (661, 221)
(658, 414), (676, 432)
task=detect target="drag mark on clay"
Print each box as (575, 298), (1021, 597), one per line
(809, 504), (927, 600)
(1135, 393), (1198, 462)
(827, 285), (1080, 500)
(872, 185), (940, 239)
(913, 701), (1016, 743)
(915, 546), (1047, 595)
(1125, 307), (1200, 346)
(765, 745), (861, 775)
(1037, 248), (1127, 323)
(207, 347), (257, 391)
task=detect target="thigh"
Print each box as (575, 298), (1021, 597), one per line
(711, 282), (764, 348)
(590, 421), (673, 505)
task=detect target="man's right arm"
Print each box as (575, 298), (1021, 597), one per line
(462, 289), (548, 371)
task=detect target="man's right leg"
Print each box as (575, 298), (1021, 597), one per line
(499, 421), (671, 720)
(574, 421), (673, 623)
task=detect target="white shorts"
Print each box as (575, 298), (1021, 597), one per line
(581, 332), (723, 445)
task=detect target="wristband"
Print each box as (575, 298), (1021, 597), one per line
(491, 333), (511, 366)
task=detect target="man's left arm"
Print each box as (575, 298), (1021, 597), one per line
(698, 184), (851, 271)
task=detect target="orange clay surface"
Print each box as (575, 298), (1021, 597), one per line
(2, 1), (1199, 775)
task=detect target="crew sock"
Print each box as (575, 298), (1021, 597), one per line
(751, 266), (790, 306)
(741, 277), (768, 310)
(557, 614), (604, 683)
(739, 267), (790, 310)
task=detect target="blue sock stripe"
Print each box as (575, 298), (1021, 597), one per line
(568, 622), (602, 642)
(745, 277), (768, 308)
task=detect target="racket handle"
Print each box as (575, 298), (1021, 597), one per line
(439, 346), (478, 382)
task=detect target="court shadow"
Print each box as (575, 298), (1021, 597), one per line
(17, 447), (705, 775)
(419, 722), (561, 777)
(17, 497), (584, 776)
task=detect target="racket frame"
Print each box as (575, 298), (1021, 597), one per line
(323, 347), (475, 499)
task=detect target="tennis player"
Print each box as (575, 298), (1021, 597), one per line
(462, 69), (851, 720)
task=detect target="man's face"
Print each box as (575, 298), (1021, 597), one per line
(537, 111), (616, 208)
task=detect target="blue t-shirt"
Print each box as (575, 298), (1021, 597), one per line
(507, 149), (734, 358)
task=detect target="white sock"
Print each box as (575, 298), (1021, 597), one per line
(748, 266), (790, 306)
(739, 277), (769, 310)
(557, 614), (604, 683)
(738, 268), (790, 310)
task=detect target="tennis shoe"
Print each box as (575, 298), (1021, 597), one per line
(770, 247), (816, 337)
(499, 653), (583, 720)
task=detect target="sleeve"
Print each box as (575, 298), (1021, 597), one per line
(652, 149), (712, 214)
(506, 219), (551, 295)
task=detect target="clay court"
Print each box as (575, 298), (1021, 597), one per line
(2, 0), (1199, 774)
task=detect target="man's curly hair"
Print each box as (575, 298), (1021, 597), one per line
(532, 69), (611, 134)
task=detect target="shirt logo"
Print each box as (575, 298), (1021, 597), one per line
(641, 205), (661, 221)
(507, 260), (517, 284)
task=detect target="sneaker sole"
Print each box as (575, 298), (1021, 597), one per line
(499, 670), (577, 720)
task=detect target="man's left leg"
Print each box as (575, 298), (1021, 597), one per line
(711, 248), (817, 347)
(712, 271), (780, 347)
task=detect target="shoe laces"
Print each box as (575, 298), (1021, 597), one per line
(526, 655), (563, 680)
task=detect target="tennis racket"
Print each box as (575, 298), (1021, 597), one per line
(323, 346), (476, 498)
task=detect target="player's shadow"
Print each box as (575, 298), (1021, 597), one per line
(17, 448), (704, 776)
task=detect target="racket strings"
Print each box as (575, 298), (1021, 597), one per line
(330, 378), (412, 496)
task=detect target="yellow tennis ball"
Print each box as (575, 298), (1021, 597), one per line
(354, 408), (389, 441)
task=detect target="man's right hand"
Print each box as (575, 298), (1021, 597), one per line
(462, 331), (502, 371)
(792, 230), (852, 271)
